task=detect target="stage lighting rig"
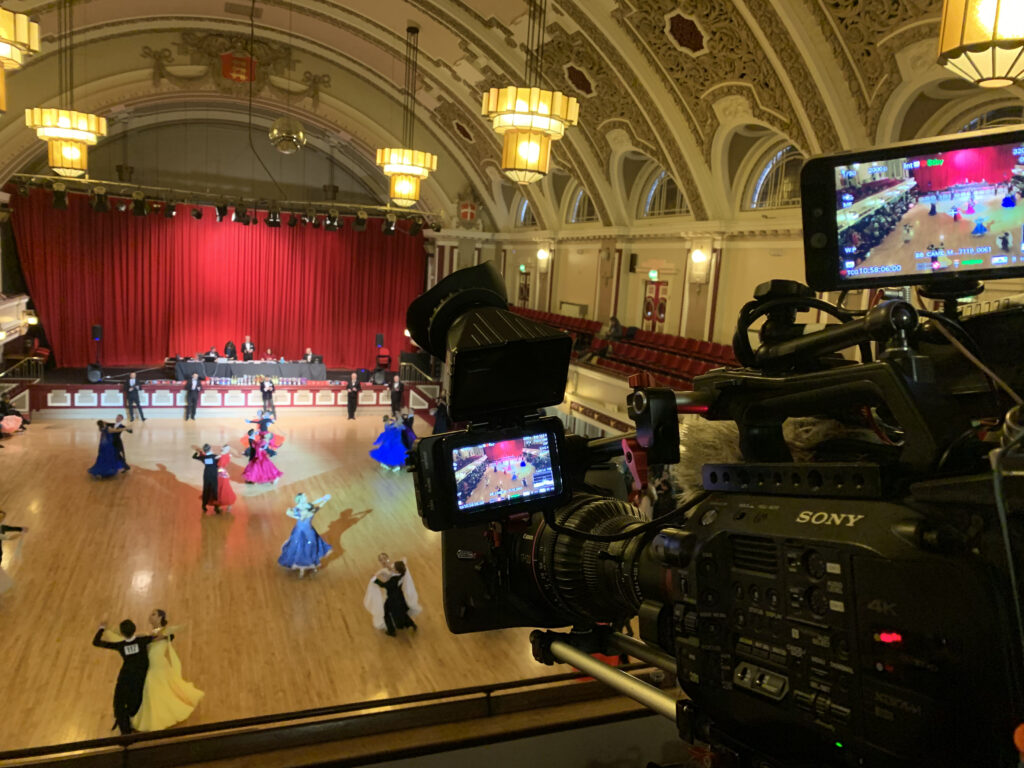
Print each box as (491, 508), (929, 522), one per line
(215, 202), (228, 222)
(354, 210), (368, 232)
(382, 213), (397, 235)
(266, 208), (281, 228)
(288, 213), (300, 228)
(131, 191), (148, 216)
(51, 182), (68, 210)
(409, 217), (424, 236)
(191, 208), (203, 220)
(232, 203), (250, 225)
(89, 186), (109, 212)
(164, 202), (177, 219)
(324, 208), (340, 231)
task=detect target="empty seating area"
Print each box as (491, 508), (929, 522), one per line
(510, 306), (737, 389)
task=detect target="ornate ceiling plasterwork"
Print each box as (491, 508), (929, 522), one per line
(612, 0), (806, 161)
(805, 0), (944, 139)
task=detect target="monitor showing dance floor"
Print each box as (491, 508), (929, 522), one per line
(832, 139), (1024, 284)
(452, 433), (558, 513)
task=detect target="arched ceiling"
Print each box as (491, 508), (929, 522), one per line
(0, 0), (1018, 233)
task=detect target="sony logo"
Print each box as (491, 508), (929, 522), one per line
(874, 691), (923, 715)
(795, 511), (864, 527)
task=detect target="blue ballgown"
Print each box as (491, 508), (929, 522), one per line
(370, 423), (407, 468)
(88, 430), (127, 477)
(278, 515), (331, 570)
(971, 219), (988, 235)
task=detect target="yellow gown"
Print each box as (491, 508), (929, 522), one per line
(130, 628), (204, 732)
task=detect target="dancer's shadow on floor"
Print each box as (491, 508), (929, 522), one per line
(130, 462), (201, 504)
(317, 507), (373, 567)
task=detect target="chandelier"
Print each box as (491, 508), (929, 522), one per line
(25, 0), (106, 177)
(938, 0), (1024, 87)
(481, 0), (578, 184)
(376, 26), (437, 208)
(0, 7), (39, 113)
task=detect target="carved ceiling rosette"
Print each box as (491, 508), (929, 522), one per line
(613, 0), (805, 160)
(806, 0), (943, 137)
(431, 95), (498, 186)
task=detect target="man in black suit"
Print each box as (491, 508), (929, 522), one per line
(242, 335), (255, 362)
(107, 415), (132, 471)
(259, 377), (276, 417)
(124, 373), (145, 422)
(346, 372), (361, 420)
(92, 619), (155, 734)
(389, 374), (404, 418)
(184, 373), (203, 420)
(302, 347), (315, 363)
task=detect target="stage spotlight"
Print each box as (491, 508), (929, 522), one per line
(324, 208), (339, 231)
(408, 217), (424, 236)
(215, 202), (228, 222)
(131, 191), (148, 216)
(266, 208), (281, 228)
(164, 201), (177, 219)
(288, 213), (300, 228)
(191, 207), (203, 220)
(233, 203), (250, 225)
(17, 183), (29, 197)
(382, 213), (397, 235)
(52, 182), (68, 210)
(89, 186), (109, 213)
(353, 210), (368, 232)
(305, 208), (320, 228)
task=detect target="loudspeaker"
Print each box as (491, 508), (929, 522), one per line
(91, 324), (102, 341)
(629, 253), (637, 273)
(371, 369), (387, 385)
(86, 364), (102, 383)
(375, 333), (384, 348)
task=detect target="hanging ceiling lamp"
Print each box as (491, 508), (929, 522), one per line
(376, 26), (437, 207)
(25, 0), (106, 177)
(938, 0), (1024, 87)
(0, 7), (39, 113)
(481, 0), (578, 185)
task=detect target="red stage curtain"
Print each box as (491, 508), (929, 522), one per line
(10, 189), (425, 369)
(909, 145), (1019, 192)
(484, 439), (525, 461)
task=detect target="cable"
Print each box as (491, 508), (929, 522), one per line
(542, 490), (710, 543)
(925, 312), (1022, 406)
(990, 426), (1024, 673)
(247, 0), (286, 200)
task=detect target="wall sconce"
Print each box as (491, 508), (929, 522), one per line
(689, 248), (710, 284)
(22, 310), (38, 325)
(536, 247), (550, 272)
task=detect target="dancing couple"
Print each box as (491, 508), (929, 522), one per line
(278, 493), (332, 577)
(363, 553), (421, 636)
(241, 409), (284, 485)
(193, 444), (237, 514)
(88, 418), (131, 478)
(92, 609), (202, 734)
(369, 413), (416, 471)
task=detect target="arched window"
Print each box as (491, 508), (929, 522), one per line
(568, 187), (598, 223)
(516, 197), (537, 228)
(747, 144), (803, 210)
(958, 106), (1024, 133)
(639, 170), (689, 217)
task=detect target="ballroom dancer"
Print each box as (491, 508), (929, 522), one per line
(107, 414), (132, 471)
(363, 555), (421, 636)
(0, 510), (28, 596)
(124, 373), (146, 422)
(224, 340), (237, 360)
(971, 218), (989, 236)
(192, 444), (220, 514)
(92, 619), (155, 734)
(346, 372), (361, 420)
(244, 429), (258, 464)
(215, 445), (236, 514)
(278, 493), (332, 577)
(370, 416), (406, 470)
(389, 374), (404, 418)
(432, 396), (451, 434)
(130, 609), (203, 732)
(184, 373), (202, 421)
(400, 412), (417, 454)
(259, 377), (276, 417)
(89, 420), (128, 478)
(928, 201), (937, 216)
(242, 335), (256, 361)
(242, 432), (282, 485)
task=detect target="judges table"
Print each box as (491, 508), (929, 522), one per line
(174, 360), (327, 380)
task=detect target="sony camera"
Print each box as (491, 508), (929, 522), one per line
(406, 126), (1024, 768)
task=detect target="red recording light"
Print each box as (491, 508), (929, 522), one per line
(877, 631), (903, 644)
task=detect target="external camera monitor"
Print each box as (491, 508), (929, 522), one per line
(453, 431), (560, 513)
(802, 126), (1024, 291)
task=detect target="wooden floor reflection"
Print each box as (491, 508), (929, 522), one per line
(0, 410), (560, 751)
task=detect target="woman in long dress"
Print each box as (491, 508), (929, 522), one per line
(363, 554), (421, 636)
(130, 609), (204, 732)
(214, 445), (236, 514)
(278, 493), (332, 577)
(369, 417), (407, 470)
(88, 420), (127, 478)
(242, 432), (282, 485)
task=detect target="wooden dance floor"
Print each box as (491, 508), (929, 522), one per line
(0, 411), (564, 751)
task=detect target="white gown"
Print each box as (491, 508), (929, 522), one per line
(362, 561), (422, 631)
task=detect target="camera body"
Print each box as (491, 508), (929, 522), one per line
(405, 128), (1024, 767)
